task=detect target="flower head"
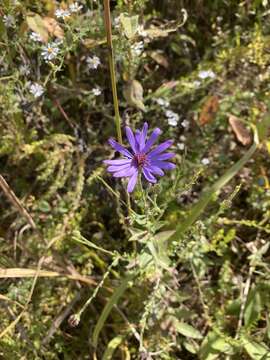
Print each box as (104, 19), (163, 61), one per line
(86, 55), (101, 69)
(29, 83), (44, 98)
(165, 110), (179, 127)
(3, 15), (15, 28)
(29, 31), (43, 42)
(104, 123), (176, 193)
(41, 42), (60, 62)
(55, 9), (71, 19)
(92, 87), (101, 96)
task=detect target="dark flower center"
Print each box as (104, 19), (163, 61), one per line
(134, 153), (148, 167)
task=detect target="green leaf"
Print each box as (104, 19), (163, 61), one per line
(242, 337), (270, 360)
(169, 142), (257, 242)
(199, 332), (234, 360)
(102, 335), (125, 360)
(119, 14), (139, 39)
(92, 274), (134, 348)
(26, 13), (48, 42)
(244, 286), (262, 327)
(174, 320), (203, 339)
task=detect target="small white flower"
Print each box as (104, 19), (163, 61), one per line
(201, 158), (210, 165)
(41, 42), (60, 62)
(155, 98), (169, 107)
(198, 70), (216, 79)
(165, 110), (179, 127)
(55, 9), (71, 19)
(177, 143), (185, 150)
(19, 64), (31, 76)
(3, 15), (15, 28)
(29, 83), (44, 98)
(92, 87), (101, 96)
(180, 135), (186, 142)
(29, 31), (43, 42)
(131, 41), (144, 56)
(181, 119), (189, 128)
(69, 2), (83, 13)
(86, 55), (101, 69)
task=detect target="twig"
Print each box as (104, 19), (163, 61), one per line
(0, 174), (36, 229)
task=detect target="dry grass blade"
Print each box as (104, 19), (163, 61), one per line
(0, 174), (36, 229)
(0, 268), (96, 286)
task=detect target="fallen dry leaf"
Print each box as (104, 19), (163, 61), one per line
(43, 17), (64, 39)
(228, 115), (252, 146)
(150, 51), (169, 68)
(199, 95), (219, 126)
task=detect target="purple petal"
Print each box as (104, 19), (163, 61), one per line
(139, 123), (148, 151)
(148, 140), (173, 157)
(127, 171), (138, 193)
(150, 160), (176, 170)
(149, 152), (175, 161)
(135, 130), (141, 152)
(113, 166), (136, 178)
(108, 138), (133, 159)
(142, 168), (157, 183)
(107, 164), (132, 172)
(125, 127), (137, 153)
(146, 165), (164, 176)
(103, 159), (132, 166)
(143, 128), (162, 153)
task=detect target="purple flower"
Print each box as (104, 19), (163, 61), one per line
(104, 123), (176, 193)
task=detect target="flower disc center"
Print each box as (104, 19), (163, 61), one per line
(135, 153), (148, 167)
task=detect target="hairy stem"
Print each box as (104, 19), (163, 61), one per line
(103, 0), (122, 144)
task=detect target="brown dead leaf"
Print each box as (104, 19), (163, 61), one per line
(228, 115), (252, 146)
(199, 95), (219, 126)
(150, 51), (169, 68)
(43, 17), (64, 39)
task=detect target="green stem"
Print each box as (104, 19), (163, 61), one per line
(103, 0), (122, 144)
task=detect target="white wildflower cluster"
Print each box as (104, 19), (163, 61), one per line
(29, 31), (43, 43)
(198, 69), (216, 80)
(177, 135), (186, 151)
(3, 15), (15, 28)
(165, 110), (179, 127)
(92, 87), (101, 96)
(41, 42), (60, 62)
(55, 2), (82, 18)
(155, 98), (170, 107)
(86, 55), (101, 70)
(29, 83), (44, 98)
(55, 9), (71, 19)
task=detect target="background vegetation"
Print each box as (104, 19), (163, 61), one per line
(1, 0), (270, 359)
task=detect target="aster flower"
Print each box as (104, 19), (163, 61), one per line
(104, 123), (176, 193)
(29, 83), (44, 98)
(86, 55), (101, 69)
(41, 42), (60, 62)
(92, 87), (101, 96)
